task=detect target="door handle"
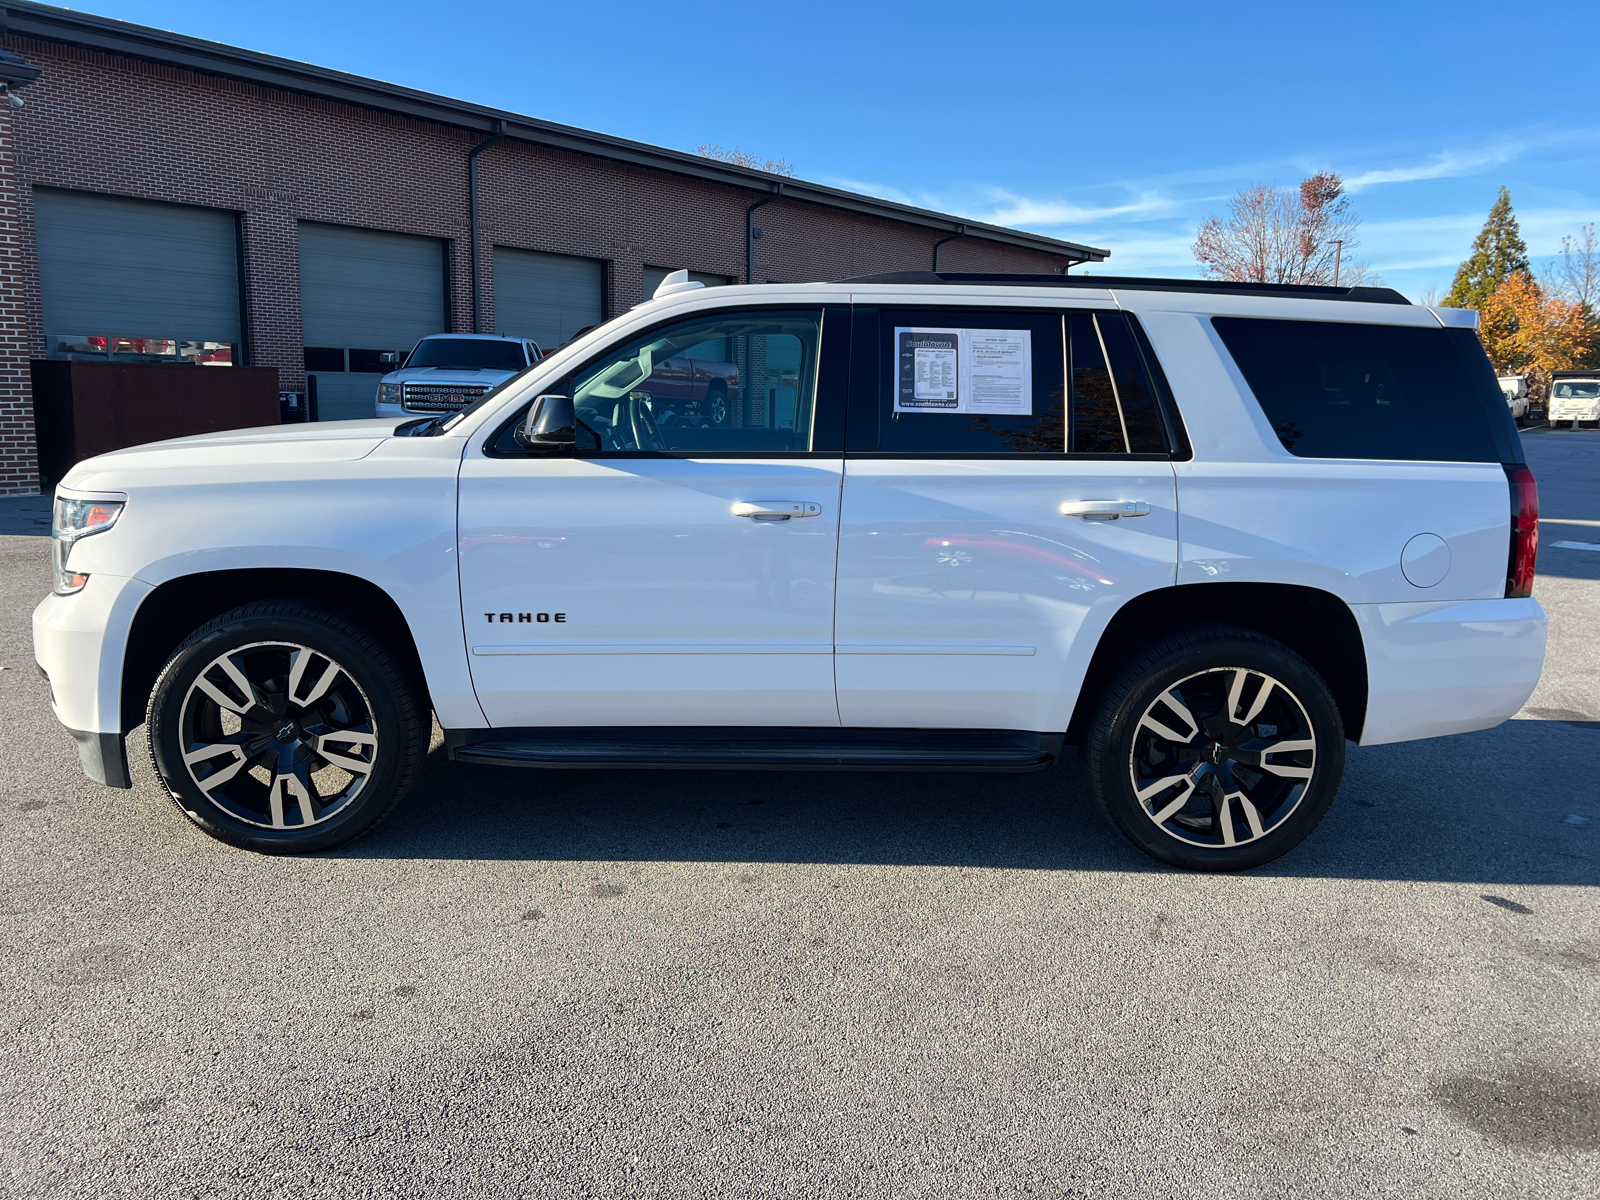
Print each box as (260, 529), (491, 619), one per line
(732, 501), (822, 521)
(1060, 500), (1151, 521)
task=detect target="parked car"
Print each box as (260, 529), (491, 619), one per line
(1496, 374), (1530, 423)
(1548, 371), (1600, 427)
(35, 272), (1545, 871)
(373, 333), (540, 419)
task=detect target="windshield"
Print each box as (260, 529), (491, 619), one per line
(1553, 380), (1600, 398)
(405, 338), (525, 371)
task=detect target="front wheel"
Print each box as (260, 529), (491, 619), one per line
(146, 599), (426, 853)
(1083, 625), (1345, 871)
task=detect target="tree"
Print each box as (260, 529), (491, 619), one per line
(1192, 172), (1368, 285)
(696, 144), (796, 178)
(1477, 271), (1598, 401)
(1443, 186), (1529, 311)
(1547, 222), (1599, 313)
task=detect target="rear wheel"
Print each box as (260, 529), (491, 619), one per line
(706, 383), (728, 427)
(146, 599), (426, 853)
(1084, 625), (1345, 871)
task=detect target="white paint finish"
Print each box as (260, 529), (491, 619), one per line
(1355, 597), (1547, 745)
(31, 574), (152, 733)
(1131, 302), (1512, 605)
(1134, 311), (1286, 465)
(1173, 458), (1508, 603)
(1112, 289), (1442, 328)
(836, 643), (1037, 656)
(834, 458), (1177, 730)
(1427, 305), (1480, 329)
(31, 281), (1551, 784)
(459, 454), (844, 726)
(48, 432), (483, 731)
(472, 642), (831, 655)
(1400, 533), (1451, 588)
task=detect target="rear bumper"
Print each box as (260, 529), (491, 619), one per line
(1355, 597), (1546, 745)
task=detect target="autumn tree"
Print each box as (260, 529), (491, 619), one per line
(1192, 172), (1368, 285)
(1443, 186), (1529, 310)
(696, 144), (796, 178)
(1477, 271), (1598, 401)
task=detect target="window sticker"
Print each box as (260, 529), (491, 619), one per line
(895, 327), (1031, 414)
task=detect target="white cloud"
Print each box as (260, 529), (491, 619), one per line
(1074, 234), (1200, 271)
(817, 176), (938, 209)
(978, 189), (1174, 228)
(1342, 142), (1526, 192)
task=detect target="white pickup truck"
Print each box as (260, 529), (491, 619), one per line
(33, 272), (1546, 871)
(372, 333), (541, 420)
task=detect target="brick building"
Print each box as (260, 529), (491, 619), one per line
(0, 2), (1106, 493)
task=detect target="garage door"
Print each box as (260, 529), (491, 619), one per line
(298, 222), (446, 420)
(34, 187), (240, 365)
(493, 248), (603, 352)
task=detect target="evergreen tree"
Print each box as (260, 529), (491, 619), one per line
(1444, 187), (1531, 309)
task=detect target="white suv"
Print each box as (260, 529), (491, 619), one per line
(33, 273), (1547, 870)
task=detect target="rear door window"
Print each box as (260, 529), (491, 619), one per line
(1212, 317), (1517, 463)
(1068, 312), (1170, 454)
(863, 309), (1175, 455)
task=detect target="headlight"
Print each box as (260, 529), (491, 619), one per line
(378, 382), (402, 404)
(52, 496), (124, 595)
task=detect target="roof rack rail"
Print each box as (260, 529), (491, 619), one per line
(831, 271), (1411, 306)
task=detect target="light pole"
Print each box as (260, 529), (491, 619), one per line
(1331, 239), (1344, 287)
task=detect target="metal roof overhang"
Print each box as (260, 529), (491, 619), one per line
(5, 2), (1109, 265)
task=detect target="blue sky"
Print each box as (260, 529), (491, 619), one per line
(75, 0), (1600, 300)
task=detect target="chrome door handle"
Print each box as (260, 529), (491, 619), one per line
(1059, 500), (1151, 521)
(732, 501), (822, 521)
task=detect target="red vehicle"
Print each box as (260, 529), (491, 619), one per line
(639, 352), (741, 426)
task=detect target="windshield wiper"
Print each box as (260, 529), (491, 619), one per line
(393, 416), (446, 437)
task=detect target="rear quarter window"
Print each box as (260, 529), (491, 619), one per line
(1212, 317), (1520, 463)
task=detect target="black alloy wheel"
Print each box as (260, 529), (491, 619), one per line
(1084, 624), (1345, 871)
(147, 599), (425, 853)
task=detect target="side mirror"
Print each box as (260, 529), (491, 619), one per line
(378, 351), (402, 367)
(517, 394), (575, 450)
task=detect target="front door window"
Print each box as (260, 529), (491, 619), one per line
(569, 310), (821, 452)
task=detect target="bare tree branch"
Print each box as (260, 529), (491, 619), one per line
(1193, 173), (1370, 285)
(696, 144), (797, 178)
(1545, 222), (1600, 311)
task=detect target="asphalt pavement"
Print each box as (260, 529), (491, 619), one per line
(0, 431), (1595, 1199)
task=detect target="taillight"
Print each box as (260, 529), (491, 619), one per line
(1505, 464), (1538, 598)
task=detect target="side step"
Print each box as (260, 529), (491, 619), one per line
(444, 727), (1062, 772)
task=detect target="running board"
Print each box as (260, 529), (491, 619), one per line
(444, 727), (1062, 771)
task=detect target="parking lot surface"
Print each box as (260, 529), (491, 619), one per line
(1, 432), (1596, 1199)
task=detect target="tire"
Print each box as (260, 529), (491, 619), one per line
(146, 598), (426, 854)
(1083, 624), (1345, 871)
(706, 384), (728, 427)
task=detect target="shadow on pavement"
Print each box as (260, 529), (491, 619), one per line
(337, 715), (1599, 886)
